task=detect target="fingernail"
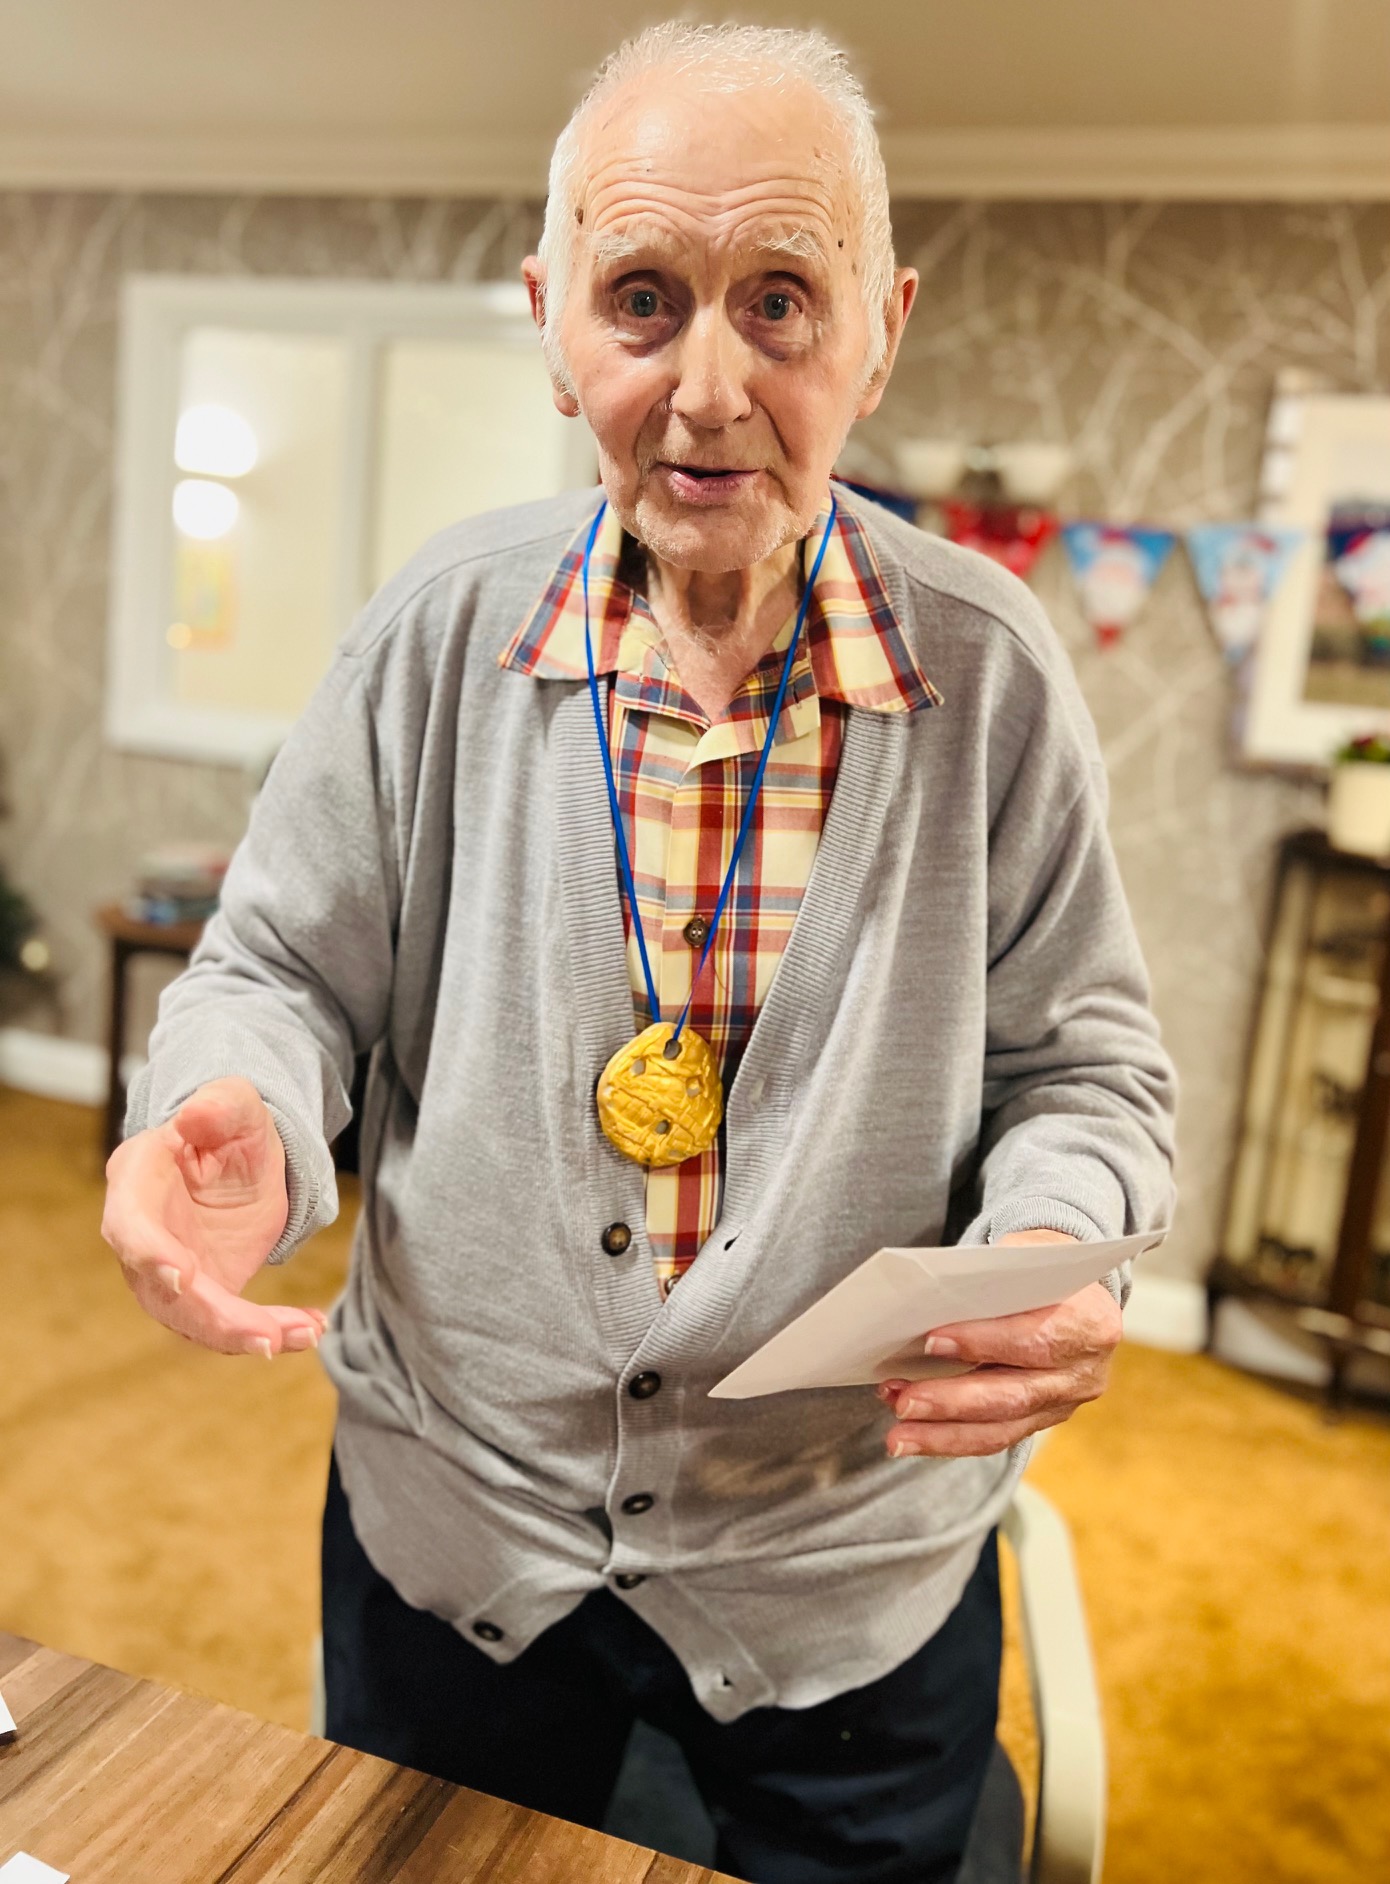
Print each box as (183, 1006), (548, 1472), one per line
(251, 1337), (274, 1361)
(925, 1336), (959, 1357)
(157, 1265), (183, 1296)
(888, 1436), (919, 1459)
(284, 1325), (319, 1352)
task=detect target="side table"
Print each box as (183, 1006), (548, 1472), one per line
(95, 902), (205, 1159)
(1208, 827), (1390, 1409)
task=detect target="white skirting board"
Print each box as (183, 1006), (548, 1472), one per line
(1122, 1270), (1209, 1353)
(0, 1026), (145, 1108)
(1141, 1282), (1390, 1395)
(1209, 1296), (1329, 1387)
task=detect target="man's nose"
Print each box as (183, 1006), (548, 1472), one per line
(668, 307), (754, 430)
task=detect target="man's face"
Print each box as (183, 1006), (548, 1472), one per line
(527, 76), (914, 574)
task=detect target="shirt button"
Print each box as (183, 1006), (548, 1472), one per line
(472, 1620), (504, 1642)
(614, 1572), (646, 1590)
(628, 1371), (662, 1400)
(682, 915), (709, 949)
(601, 1222), (632, 1256)
(621, 1492), (656, 1515)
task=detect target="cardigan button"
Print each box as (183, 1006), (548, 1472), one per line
(472, 1620), (504, 1642)
(601, 1222), (632, 1256)
(621, 1492), (656, 1515)
(628, 1371), (662, 1400)
(682, 915), (709, 949)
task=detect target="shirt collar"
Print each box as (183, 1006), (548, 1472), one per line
(497, 484), (942, 716)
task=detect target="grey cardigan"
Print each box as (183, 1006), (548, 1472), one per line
(125, 484), (1177, 1722)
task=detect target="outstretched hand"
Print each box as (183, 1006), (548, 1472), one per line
(100, 1076), (326, 1358)
(876, 1231), (1121, 1458)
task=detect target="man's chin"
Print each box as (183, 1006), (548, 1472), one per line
(628, 488), (801, 574)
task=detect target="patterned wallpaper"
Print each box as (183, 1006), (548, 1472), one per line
(2, 191), (1387, 1282)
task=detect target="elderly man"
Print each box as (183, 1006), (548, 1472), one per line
(102, 21), (1176, 1884)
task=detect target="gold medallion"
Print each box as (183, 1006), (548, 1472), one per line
(596, 1020), (723, 1167)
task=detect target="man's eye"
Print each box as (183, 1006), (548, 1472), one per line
(625, 289), (661, 319)
(760, 292), (794, 321)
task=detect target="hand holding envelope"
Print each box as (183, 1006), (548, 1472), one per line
(710, 1226), (1167, 1460)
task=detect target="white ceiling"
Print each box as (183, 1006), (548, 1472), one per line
(3, 0), (1389, 198)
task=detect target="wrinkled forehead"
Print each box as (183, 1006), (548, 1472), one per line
(573, 73), (856, 270)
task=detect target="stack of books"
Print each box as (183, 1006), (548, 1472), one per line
(122, 843), (230, 926)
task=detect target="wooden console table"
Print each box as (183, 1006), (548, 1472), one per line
(93, 904), (364, 1174)
(1209, 828), (1390, 1408)
(94, 903), (205, 1160)
(0, 1632), (731, 1883)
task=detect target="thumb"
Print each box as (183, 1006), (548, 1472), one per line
(166, 1078), (284, 1200)
(169, 1076), (274, 1150)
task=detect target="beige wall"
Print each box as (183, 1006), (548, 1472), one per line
(3, 191), (1387, 1281)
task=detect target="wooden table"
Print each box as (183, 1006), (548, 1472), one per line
(0, 1633), (733, 1883)
(94, 904), (205, 1161)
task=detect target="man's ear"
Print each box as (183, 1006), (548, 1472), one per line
(854, 267), (919, 422)
(522, 255), (581, 418)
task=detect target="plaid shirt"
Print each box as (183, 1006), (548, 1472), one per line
(498, 487), (940, 1289)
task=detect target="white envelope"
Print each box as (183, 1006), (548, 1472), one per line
(709, 1229), (1167, 1398)
(0, 1857), (70, 1884)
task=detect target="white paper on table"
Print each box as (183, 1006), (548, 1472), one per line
(709, 1229), (1167, 1398)
(0, 1856), (70, 1884)
(0, 1687), (14, 1741)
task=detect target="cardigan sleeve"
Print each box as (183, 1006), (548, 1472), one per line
(121, 627), (411, 1264)
(955, 636), (1178, 1296)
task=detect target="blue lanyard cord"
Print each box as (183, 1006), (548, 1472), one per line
(582, 500), (662, 1025)
(582, 496), (839, 1041)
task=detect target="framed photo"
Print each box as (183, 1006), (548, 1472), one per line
(1241, 379), (1390, 770)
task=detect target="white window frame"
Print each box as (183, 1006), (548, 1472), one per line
(106, 274), (593, 768)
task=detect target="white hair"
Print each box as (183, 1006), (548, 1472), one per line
(536, 21), (896, 394)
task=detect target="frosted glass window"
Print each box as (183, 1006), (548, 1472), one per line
(108, 278), (596, 767)
(169, 328), (350, 720)
(370, 339), (574, 590)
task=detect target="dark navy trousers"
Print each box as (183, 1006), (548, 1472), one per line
(322, 1452), (1002, 1884)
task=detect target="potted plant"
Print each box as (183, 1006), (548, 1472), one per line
(1328, 733), (1390, 857)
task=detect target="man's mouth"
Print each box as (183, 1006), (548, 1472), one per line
(658, 462), (761, 504)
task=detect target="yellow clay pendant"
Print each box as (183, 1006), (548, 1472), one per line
(596, 1020), (723, 1167)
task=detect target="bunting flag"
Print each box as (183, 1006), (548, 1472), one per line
(1061, 523), (1175, 648)
(940, 501), (1058, 579)
(1185, 523), (1304, 662)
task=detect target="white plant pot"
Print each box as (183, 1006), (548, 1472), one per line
(1327, 762), (1390, 857)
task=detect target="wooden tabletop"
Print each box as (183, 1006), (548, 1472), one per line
(0, 1634), (735, 1883)
(93, 902), (206, 952)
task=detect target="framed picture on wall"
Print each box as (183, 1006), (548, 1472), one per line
(1241, 376), (1390, 770)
